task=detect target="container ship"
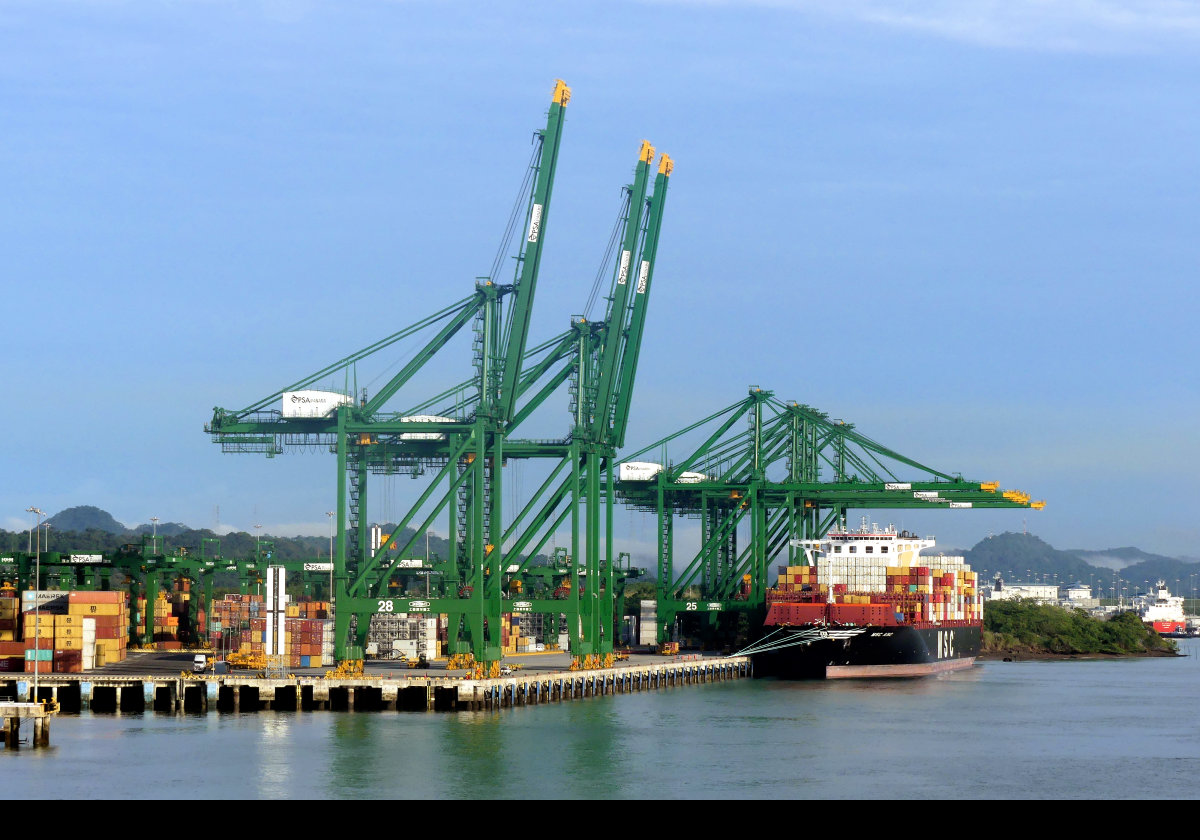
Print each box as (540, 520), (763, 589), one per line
(752, 520), (981, 679)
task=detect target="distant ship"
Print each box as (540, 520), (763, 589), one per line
(1134, 580), (1189, 636)
(750, 520), (981, 679)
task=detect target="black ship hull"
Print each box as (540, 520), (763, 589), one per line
(755, 624), (981, 679)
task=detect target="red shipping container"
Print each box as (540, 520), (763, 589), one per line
(0, 641), (26, 656)
(24, 660), (52, 674)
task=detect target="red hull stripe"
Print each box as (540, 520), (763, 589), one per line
(826, 657), (977, 679)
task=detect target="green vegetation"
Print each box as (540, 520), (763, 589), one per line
(983, 599), (1177, 657)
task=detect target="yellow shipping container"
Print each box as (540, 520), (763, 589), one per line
(0, 630), (14, 642)
(81, 604), (123, 617)
(55, 637), (86, 650)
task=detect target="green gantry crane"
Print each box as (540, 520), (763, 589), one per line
(615, 388), (1045, 646)
(206, 80), (674, 670)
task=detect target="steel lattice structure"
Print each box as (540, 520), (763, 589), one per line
(615, 388), (1044, 644)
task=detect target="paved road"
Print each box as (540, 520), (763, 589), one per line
(87, 649), (719, 678)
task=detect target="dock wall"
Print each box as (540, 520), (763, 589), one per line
(0, 657), (751, 715)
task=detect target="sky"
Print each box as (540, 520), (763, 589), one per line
(2, 1), (1197, 561)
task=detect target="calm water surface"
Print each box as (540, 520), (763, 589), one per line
(6, 640), (1200, 798)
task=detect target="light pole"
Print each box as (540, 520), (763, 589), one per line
(25, 507), (44, 702)
(326, 511), (335, 607)
(254, 524), (263, 597)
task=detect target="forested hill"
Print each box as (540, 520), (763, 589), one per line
(7, 509), (1200, 595)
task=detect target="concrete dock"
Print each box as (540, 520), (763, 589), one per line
(1, 701), (52, 748)
(0, 654), (751, 717)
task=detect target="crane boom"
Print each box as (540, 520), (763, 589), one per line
(495, 79), (571, 424)
(588, 141), (655, 441)
(613, 153), (672, 448)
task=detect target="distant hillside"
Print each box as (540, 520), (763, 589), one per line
(1068, 546), (1178, 571)
(133, 521), (190, 538)
(5, 509), (1196, 598)
(966, 532), (1098, 583)
(46, 506), (129, 534)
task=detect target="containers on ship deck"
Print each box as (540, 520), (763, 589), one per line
(769, 552), (981, 626)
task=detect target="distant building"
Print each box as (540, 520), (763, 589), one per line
(1063, 582), (1092, 601)
(984, 577), (1059, 604)
(1060, 582), (1100, 609)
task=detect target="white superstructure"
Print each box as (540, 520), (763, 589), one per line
(1134, 580), (1185, 625)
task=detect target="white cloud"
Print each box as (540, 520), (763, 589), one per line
(650, 0), (1200, 50)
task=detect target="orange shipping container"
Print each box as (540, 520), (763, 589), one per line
(68, 591), (124, 605)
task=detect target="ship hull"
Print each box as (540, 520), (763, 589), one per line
(755, 624), (981, 680)
(1151, 620), (1187, 635)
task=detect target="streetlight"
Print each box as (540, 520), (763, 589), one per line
(25, 507), (44, 702)
(254, 524), (263, 597)
(326, 511), (335, 607)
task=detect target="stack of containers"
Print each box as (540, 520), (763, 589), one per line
(500, 613), (519, 656)
(68, 592), (128, 667)
(322, 620), (335, 662)
(171, 579), (194, 645)
(370, 613), (437, 663)
(50, 614), (90, 672)
(152, 592), (176, 647)
(299, 600), (331, 619)
(23, 613), (53, 673)
(0, 594), (21, 671)
(769, 552), (982, 627)
(638, 601), (657, 647)
(208, 593), (262, 654)
(284, 617), (326, 668)
(509, 614), (542, 652)
(21, 591), (66, 674)
(134, 594), (146, 640)
(209, 594), (334, 666)
(0, 594), (17, 644)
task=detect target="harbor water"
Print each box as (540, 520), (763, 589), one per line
(6, 639), (1200, 798)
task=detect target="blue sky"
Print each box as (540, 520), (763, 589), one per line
(2, 1), (1197, 559)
